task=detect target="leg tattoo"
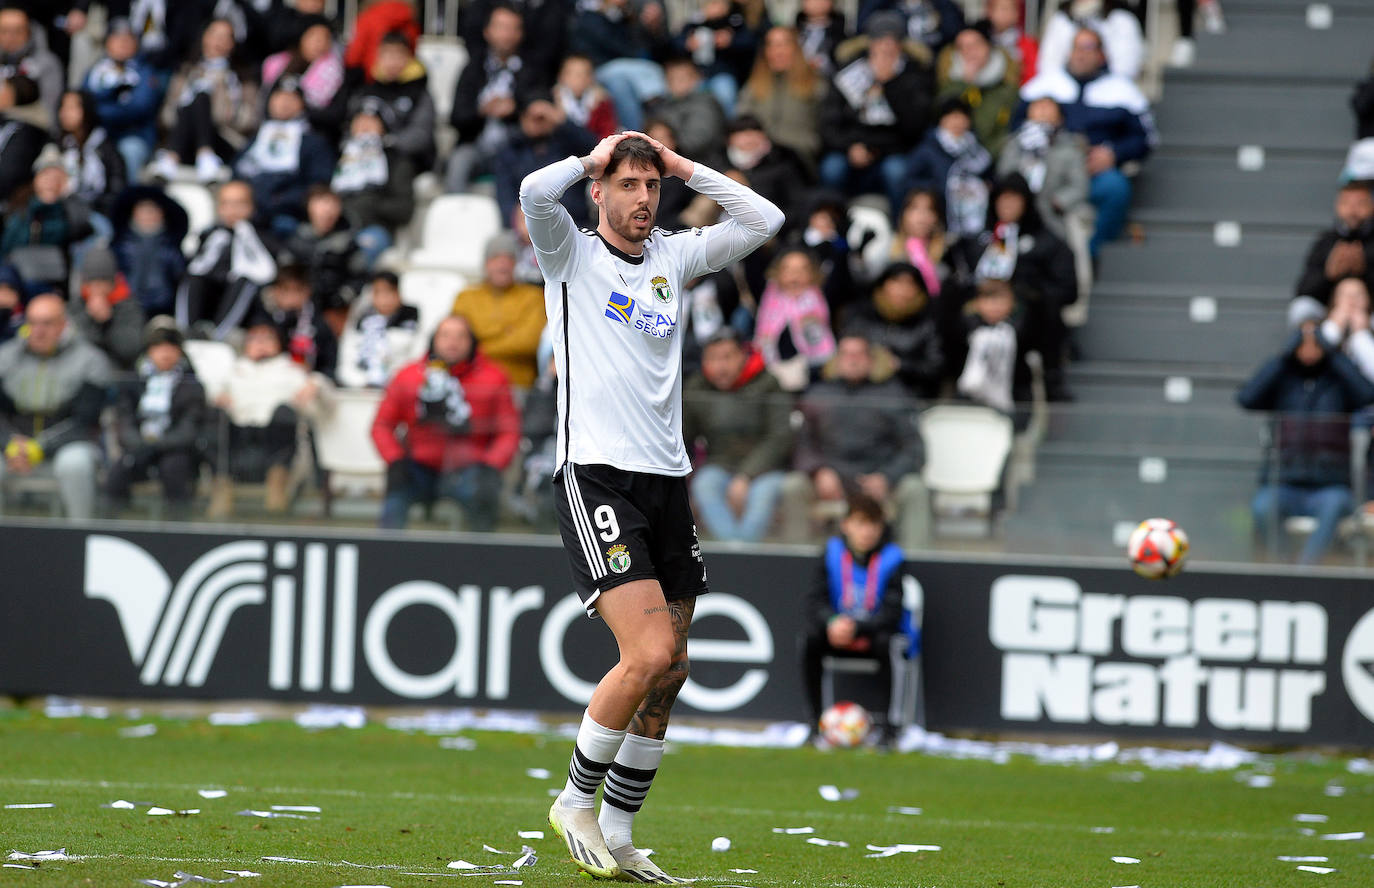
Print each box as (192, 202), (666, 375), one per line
(629, 598), (694, 739)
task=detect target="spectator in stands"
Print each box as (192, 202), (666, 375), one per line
(1319, 277), (1374, 384)
(795, 0), (846, 77)
(1, 146), (95, 291)
(905, 97), (990, 237)
(447, 2), (539, 194)
(274, 0), (343, 54)
(674, 0), (757, 116)
(451, 232), (547, 388)
(57, 90), (126, 221)
(287, 184), (366, 317)
(510, 208), (543, 284)
(799, 193), (863, 321)
(0, 75), (47, 204)
(0, 263), (27, 343)
(882, 188), (946, 295)
(1238, 314), (1374, 565)
(1294, 182), (1374, 311)
(737, 26), (828, 170)
(753, 247), (835, 390)
(261, 15), (346, 137)
(0, 293), (111, 520)
(333, 107), (416, 269)
(178, 180), (278, 339)
(462, 0), (570, 86)
(69, 246), (144, 371)
(235, 78), (336, 237)
(937, 24), (1018, 155)
(1039, 0), (1144, 81)
(857, 0), (964, 55)
(493, 93), (597, 228)
(954, 277), (1029, 413)
(337, 269), (420, 389)
(1018, 25), (1158, 255)
(345, 0), (421, 81)
(1169, 0), (1226, 69)
(642, 118), (699, 230)
(349, 30), (437, 170)
(114, 0), (216, 70)
(799, 492), (904, 745)
(9, 2), (87, 77)
(791, 331), (922, 518)
(982, 0), (1036, 85)
(372, 314), (521, 531)
(568, 0), (670, 132)
(83, 18), (164, 181)
(997, 96), (1088, 240)
(683, 328), (794, 542)
(152, 18), (260, 185)
(515, 338), (559, 529)
(103, 318), (206, 520)
(111, 185), (189, 318)
(819, 13), (934, 214)
(842, 262), (944, 398)
(259, 263), (339, 380)
(1354, 58), (1374, 141)
(723, 115), (812, 223)
(207, 317), (326, 517)
(648, 57), (728, 170)
(553, 53), (618, 141)
(0, 7), (62, 119)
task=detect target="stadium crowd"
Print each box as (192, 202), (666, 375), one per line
(0, 0), (1231, 544)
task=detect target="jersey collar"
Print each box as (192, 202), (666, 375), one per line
(594, 230), (646, 265)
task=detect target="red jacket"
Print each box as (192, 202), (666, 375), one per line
(371, 350), (520, 472)
(345, 0), (421, 82)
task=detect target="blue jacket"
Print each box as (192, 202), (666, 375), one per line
(810, 535), (904, 628)
(1015, 65), (1157, 165)
(84, 57), (165, 147)
(114, 230), (186, 316)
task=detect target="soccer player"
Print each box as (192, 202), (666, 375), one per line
(520, 133), (784, 882)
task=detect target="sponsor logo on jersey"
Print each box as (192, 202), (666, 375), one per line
(606, 544), (632, 574)
(605, 291), (635, 324)
(604, 290), (676, 340)
(650, 275), (674, 304)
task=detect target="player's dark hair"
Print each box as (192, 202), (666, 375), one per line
(602, 136), (665, 180)
(846, 492), (886, 525)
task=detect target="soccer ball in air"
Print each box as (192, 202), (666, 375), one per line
(1127, 518), (1190, 579)
(818, 701), (872, 748)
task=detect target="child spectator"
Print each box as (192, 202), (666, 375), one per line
(83, 18), (165, 179)
(68, 246), (145, 371)
(799, 492), (906, 745)
(261, 15), (346, 137)
(103, 319), (207, 520)
(259, 264), (339, 381)
(371, 314), (521, 531)
(235, 78), (336, 237)
(177, 180), (278, 339)
(794, 0), (846, 76)
(337, 270), (420, 389)
(153, 18), (260, 184)
(883, 188), (947, 295)
(753, 248), (836, 390)
(56, 89), (126, 220)
(208, 317), (331, 518)
(905, 97), (991, 238)
(334, 107), (417, 269)
(451, 232), (547, 388)
(997, 96), (1088, 240)
(553, 53), (619, 140)
(348, 30), (437, 170)
(936, 24), (1019, 155)
(286, 185), (367, 317)
(981, 0), (1037, 85)
(111, 185), (189, 317)
(737, 26), (828, 169)
(955, 277), (1028, 414)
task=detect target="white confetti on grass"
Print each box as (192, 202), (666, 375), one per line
(482, 845), (515, 855)
(886, 806), (921, 815)
(1297, 866), (1337, 874)
(270, 805), (321, 813)
(728, 869), (758, 874)
(1319, 832), (1364, 841)
(237, 810), (318, 820)
(7, 850), (69, 861)
(1278, 857), (1330, 862)
(864, 843), (941, 858)
(223, 871), (260, 878)
(524, 768), (551, 780)
(198, 790), (227, 800)
(806, 838), (848, 848)
(771, 827), (814, 835)
(1091, 826), (1116, 834)
(147, 807), (200, 816)
(1294, 814), (1329, 823)
(3, 803), (54, 809)
(3, 864), (36, 870)
(516, 830), (543, 840)
(261, 857), (316, 864)
(817, 785), (858, 802)
(1111, 856), (1141, 864)
(438, 737), (476, 751)
(119, 724), (158, 739)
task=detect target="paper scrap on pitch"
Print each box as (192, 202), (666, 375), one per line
(1091, 826), (1116, 834)
(207, 711), (261, 726)
(4, 803), (54, 809)
(271, 805), (321, 813)
(1295, 814), (1328, 823)
(102, 800), (137, 809)
(516, 830), (543, 840)
(3, 864), (35, 869)
(806, 838), (848, 847)
(294, 704), (366, 730)
(772, 827), (814, 834)
(1278, 857), (1329, 862)
(1297, 866), (1337, 874)
(1319, 831), (1364, 841)
(513, 847), (537, 869)
(1324, 785), (1347, 797)
(224, 871), (261, 878)
(7, 850), (69, 861)
(139, 872), (237, 887)
(818, 784), (858, 802)
(865, 843), (940, 858)
(439, 737), (477, 751)
(120, 723), (158, 738)
(261, 857), (317, 864)
(886, 806), (921, 815)
(494, 882), (523, 886)
(238, 809), (318, 820)
(448, 861), (508, 871)
(483, 845), (515, 855)
(524, 768), (551, 780)
(729, 869), (759, 874)
(199, 790), (228, 800)
(148, 807), (200, 816)
(1111, 856), (1141, 864)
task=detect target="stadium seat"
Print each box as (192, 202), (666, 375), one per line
(415, 37), (468, 123)
(314, 388), (387, 503)
(399, 268), (467, 344)
(918, 404), (1014, 535)
(848, 200), (894, 275)
(182, 339), (236, 403)
(409, 194), (503, 275)
(164, 181), (216, 255)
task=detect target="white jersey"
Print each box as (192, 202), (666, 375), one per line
(520, 156), (784, 477)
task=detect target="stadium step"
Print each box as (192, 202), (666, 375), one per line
(1073, 302), (1287, 364)
(1184, 16), (1374, 81)
(1090, 279), (1289, 311)
(1155, 77), (1352, 153)
(1043, 403), (1265, 450)
(1097, 230), (1312, 288)
(1222, 0), (1374, 19)
(1132, 152), (1339, 229)
(1066, 360), (1252, 409)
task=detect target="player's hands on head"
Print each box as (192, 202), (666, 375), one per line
(623, 130), (695, 181)
(581, 132), (633, 179)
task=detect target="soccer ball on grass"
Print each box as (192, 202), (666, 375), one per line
(818, 701), (872, 747)
(1127, 518), (1189, 579)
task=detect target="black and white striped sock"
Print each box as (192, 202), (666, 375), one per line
(561, 711), (626, 809)
(598, 733), (665, 850)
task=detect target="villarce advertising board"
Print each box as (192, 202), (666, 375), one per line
(2, 522), (1373, 745)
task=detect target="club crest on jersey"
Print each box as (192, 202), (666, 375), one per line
(650, 275), (674, 304)
(606, 544), (632, 574)
(605, 291), (635, 324)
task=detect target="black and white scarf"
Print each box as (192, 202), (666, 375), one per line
(937, 127), (991, 237)
(60, 129), (109, 203)
(239, 118), (306, 176)
(187, 220), (277, 285)
(835, 56), (904, 126)
(332, 133), (389, 193)
(136, 360), (183, 441)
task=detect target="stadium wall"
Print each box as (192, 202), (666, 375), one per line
(4, 521), (1373, 746)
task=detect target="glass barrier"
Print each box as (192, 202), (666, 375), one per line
(4, 375), (1373, 572)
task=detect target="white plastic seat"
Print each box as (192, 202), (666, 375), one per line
(164, 181), (216, 256)
(848, 202), (895, 277)
(314, 388), (387, 497)
(182, 339), (236, 402)
(917, 404), (1014, 534)
(409, 194), (503, 275)
(400, 268), (467, 347)
(415, 37), (468, 122)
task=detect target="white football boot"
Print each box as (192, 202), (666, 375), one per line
(549, 795), (619, 878)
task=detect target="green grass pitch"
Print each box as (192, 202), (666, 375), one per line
(1, 708), (1370, 886)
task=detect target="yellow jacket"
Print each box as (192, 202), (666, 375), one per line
(451, 282), (547, 387)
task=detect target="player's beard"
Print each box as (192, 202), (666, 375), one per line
(607, 201), (656, 245)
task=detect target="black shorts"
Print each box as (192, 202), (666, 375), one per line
(554, 462), (709, 617)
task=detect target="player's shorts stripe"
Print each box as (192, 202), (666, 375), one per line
(565, 464), (606, 580)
